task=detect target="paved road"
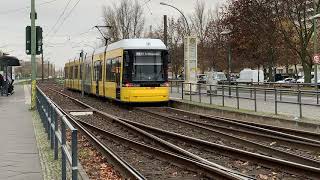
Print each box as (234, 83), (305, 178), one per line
(170, 87), (320, 120)
(0, 85), (42, 180)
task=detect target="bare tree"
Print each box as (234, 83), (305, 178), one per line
(102, 0), (145, 43)
(273, 0), (320, 82)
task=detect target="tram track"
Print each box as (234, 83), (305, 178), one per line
(137, 107), (320, 160)
(39, 84), (320, 179)
(41, 86), (247, 179)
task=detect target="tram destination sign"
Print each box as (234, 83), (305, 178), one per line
(136, 51), (161, 56)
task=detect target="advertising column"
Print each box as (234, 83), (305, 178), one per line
(184, 36), (198, 94)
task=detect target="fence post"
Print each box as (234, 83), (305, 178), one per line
(274, 88), (278, 115)
(50, 104), (54, 149)
(222, 85), (225, 107)
(317, 84), (319, 105)
(61, 120), (67, 180)
(199, 84), (201, 103)
(250, 80), (253, 99)
(254, 87), (257, 112)
(236, 86), (239, 109)
(47, 103), (51, 140)
(72, 130), (78, 180)
(182, 83), (184, 100)
(189, 83), (192, 101)
(299, 90), (302, 119)
(54, 110), (59, 160)
(279, 84), (282, 101)
(210, 85), (212, 105)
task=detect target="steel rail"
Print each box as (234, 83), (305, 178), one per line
(45, 87), (250, 180)
(46, 87), (320, 179)
(76, 119), (243, 180)
(119, 118), (320, 179)
(212, 117), (320, 141)
(164, 107), (320, 144)
(139, 108), (320, 153)
(50, 99), (146, 180)
(136, 108), (320, 166)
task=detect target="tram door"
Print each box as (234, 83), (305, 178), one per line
(115, 58), (121, 99)
(94, 61), (102, 96)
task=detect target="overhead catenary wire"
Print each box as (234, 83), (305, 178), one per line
(46, 0), (82, 42)
(0, 0), (60, 15)
(45, 0), (73, 37)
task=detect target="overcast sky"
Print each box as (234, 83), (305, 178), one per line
(0, 0), (227, 69)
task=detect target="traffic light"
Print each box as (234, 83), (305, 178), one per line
(26, 26), (43, 55)
(26, 26), (31, 55)
(36, 26), (43, 55)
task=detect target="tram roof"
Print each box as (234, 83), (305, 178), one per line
(95, 39), (167, 54)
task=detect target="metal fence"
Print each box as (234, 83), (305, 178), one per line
(36, 86), (78, 180)
(169, 81), (320, 118)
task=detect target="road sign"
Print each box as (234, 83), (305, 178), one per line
(313, 54), (320, 64)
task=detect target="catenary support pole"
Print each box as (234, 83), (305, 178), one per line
(31, 0), (37, 109)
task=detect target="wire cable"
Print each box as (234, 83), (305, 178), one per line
(0, 0), (59, 15)
(45, 0), (73, 37)
(47, 0), (81, 40)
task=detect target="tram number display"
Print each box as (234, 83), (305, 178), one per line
(136, 52), (161, 56)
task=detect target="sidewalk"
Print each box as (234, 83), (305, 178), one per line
(0, 85), (42, 180)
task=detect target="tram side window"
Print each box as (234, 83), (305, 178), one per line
(85, 64), (91, 81)
(70, 66), (74, 79)
(74, 65), (79, 79)
(80, 65), (82, 79)
(94, 61), (102, 81)
(64, 67), (68, 79)
(115, 58), (121, 85)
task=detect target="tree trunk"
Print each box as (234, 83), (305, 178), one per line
(303, 63), (312, 83)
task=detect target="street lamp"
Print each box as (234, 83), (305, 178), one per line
(160, 2), (191, 35)
(220, 30), (232, 96)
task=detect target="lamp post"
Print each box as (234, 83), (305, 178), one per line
(220, 30), (232, 96)
(160, 2), (191, 35)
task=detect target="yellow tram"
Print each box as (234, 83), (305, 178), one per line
(64, 39), (169, 103)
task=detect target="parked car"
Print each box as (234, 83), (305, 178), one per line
(197, 74), (207, 84)
(205, 71), (227, 84)
(277, 78), (296, 83)
(297, 76), (304, 83)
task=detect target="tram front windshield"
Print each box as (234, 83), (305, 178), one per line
(132, 51), (164, 82)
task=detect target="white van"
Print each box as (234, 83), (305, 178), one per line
(237, 69), (264, 83)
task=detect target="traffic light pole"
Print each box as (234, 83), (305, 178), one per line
(41, 43), (44, 80)
(31, 0), (37, 109)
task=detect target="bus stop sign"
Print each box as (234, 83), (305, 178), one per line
(314, 54), (320, 64)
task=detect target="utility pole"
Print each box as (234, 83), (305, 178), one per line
(81, 50), (85, 97)
(30, 0), (37, 109)
(48, 61), (50, 79)
(164, 15), (168, 46)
